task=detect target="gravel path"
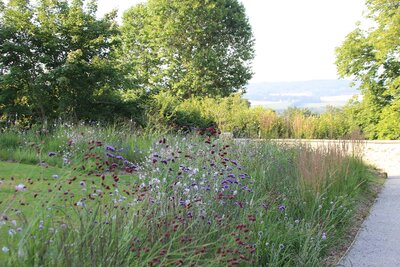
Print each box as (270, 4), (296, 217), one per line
(339, 147), (400, 267)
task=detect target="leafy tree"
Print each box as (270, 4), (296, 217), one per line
(0, 0), (120, 124)
(120, 0), (255, 98)
(336, 0), (400, 139)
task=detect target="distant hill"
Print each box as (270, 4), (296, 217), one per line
(244, 79), (360, 112)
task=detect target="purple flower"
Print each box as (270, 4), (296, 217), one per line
(231, 160), (238, 166)
(106, 152), (115, 158)
(278, 205), (286, 212)
(115, 155), (124, 160)
(48, 152), (56, 157)
(15, 184), (26, 192)
(235, 201), (245, 208)
(106, 145), (116, 152)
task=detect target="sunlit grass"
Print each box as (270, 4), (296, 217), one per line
(0, 126), (383, 266)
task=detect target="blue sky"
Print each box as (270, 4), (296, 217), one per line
(97, 0), (366, 83)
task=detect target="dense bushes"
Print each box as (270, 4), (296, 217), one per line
(0, 90), (365, 140)
(146, 93), (359, 139)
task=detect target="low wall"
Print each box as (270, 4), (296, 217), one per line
(235, 138), (400, 176)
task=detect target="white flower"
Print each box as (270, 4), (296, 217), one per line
(15, 184), (26, 192)
(8, 229), (16, 236)
(2, 246), (9, 253)
(322, 232), (327, 240)
(11, 220), (17, 226)
(52, 174), (59, 179)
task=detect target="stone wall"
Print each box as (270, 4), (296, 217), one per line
(236, 138), (400, 176)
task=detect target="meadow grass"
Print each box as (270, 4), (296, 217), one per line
(0, 126), (382, 266)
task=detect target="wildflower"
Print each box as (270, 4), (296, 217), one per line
(11, 220), (17, 226)
(295, 219), (300, 224)
(106, 145), (116, 151)
(2, 247), (9, 253)
(39, 224), (44, 230)
(111, 163), (118, 168)
(52, 174), (59, 179)
(48, 152), (56, 157)
(322, 232), (327, 240)
(278, 205), (286, 212)
(279, 244), (285, 250)
(8, 229), (16, 236)
(16, 227), (22, 232)
(15, 184), (26, 192)
(60, 224), (67, 229)
(106, 152), (115, 158)
(79, 181), (86, 186)
(115, 155), (124, 160)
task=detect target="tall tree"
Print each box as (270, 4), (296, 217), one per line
(336, 0), (400, 139)
(120, 0), (255, 99)
(0, 0), (120, 123)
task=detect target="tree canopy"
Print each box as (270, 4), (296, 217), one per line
(336, 0), (400, 139)
(119, 0), (255, 99)
(0, 0), (120, 123)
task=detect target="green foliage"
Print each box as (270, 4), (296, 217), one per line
(144, 93), (360, 139)
(119, 0), (255, 98)
(0, 0), (121, 123)
(336, 0), (400, 139)
(0, 129), (382, 266)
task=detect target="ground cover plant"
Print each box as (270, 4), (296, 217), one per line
(0, 126), (382, 266)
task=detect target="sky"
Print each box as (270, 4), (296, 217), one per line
(96, 0), (367, 83)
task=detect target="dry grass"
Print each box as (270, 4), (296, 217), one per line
(295, 137), (367, 194)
